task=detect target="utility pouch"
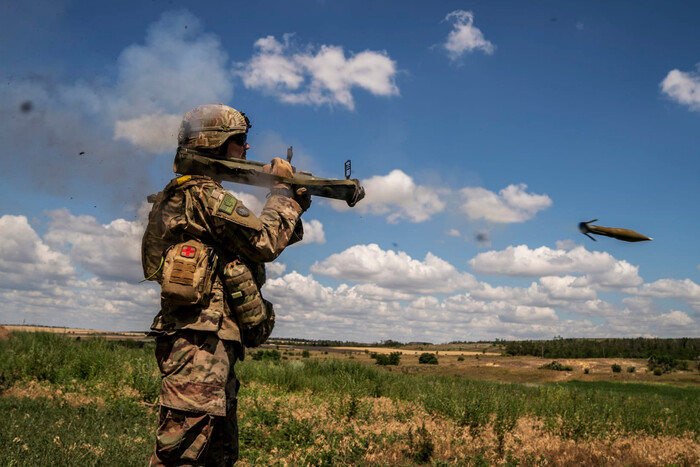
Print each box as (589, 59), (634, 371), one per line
(222, 260), (275, 347)
(161, 239), (217, 307)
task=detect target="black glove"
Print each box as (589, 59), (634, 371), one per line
(294, 187), (311, 212)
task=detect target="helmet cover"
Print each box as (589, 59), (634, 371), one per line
(178, 104), (251, 150)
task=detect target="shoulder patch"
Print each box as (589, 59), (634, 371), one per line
(219, 193), (237, 215)
(212, 194), (262, 231)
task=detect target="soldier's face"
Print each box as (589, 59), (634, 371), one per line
(225, 138), (249, 160)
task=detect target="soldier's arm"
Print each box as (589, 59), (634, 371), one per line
(237, 194), (304, 262)
(197, 183), (304, 262)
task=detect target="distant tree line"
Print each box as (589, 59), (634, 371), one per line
(269, 338), (411, 348)
(503, 337), (700, 360)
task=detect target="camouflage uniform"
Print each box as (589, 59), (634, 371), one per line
(143, 173), (304, 466)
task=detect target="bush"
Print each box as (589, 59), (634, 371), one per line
(418, 353), (438, 365)
(405, 423), (434, 464)
(539, 361), (573, 371)
(611, 364), (622, 373)
(457, 356), (464, 362)
(627, 366), (636, 373)
(584, 368), (590, 374)
(301, 350), (310, 359)
(647, 355), (677, 374)
(371, 352), (401, 366)
(252, 349), (281, 361)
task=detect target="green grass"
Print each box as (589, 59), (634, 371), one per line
(0, 397), (155, 466)
(0, 331), (159, 403)
(237, 358), (699, 439)
(1, 332), (698, 465)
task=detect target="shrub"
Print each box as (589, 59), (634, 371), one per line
(418, 353), (438, 365)
(301, 350), (310, 359)
(653, 367), (663, 376)
(251, 349), (281, 361)
(584, 368), (590, 374)
(405, 423), (434, 464)
(371, 352), (401, 366)
(457, 356), (465, 362)
(539, 361), (573, 371)
(611, 364), (622, 373)
(627, 366), (636, 373)
(647, 355), (678, 374)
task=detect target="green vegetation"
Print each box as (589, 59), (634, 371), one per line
(1, 397), (155, 466)
(418, 353), (439, 365)
(647, 355), (686, 374)
(504, 337), (700, 361)
(370, 351), (401, 366)
(611, 363), (622, 373)
(251, 349), (281, 361)
(539, 361), (573, 371)
(1, 332), (699, 465)
(0, 331), (158, 403)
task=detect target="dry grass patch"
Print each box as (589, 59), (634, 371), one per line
(237, 381), (700, 466)
(2, 380), (105, 407)
(0, 325), (12, 340)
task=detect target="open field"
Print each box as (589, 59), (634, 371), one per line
(1, 330), (699, 465)
(270, 343), (700, 386)
(4, 325), (148, 341)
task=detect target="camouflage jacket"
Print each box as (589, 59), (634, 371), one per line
(142, 174), (303, 343)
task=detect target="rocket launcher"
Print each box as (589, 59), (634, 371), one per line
(173, 146), (365, 207)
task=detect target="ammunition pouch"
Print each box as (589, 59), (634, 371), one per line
(222, 260), (275, 348)
(161, 239), (218, 307)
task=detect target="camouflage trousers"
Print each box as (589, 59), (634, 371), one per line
(150, 331), (240, 467)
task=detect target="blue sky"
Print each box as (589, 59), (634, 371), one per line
(1, 0), (699, 343)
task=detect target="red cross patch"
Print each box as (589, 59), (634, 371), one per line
(180, 245), (197, 258)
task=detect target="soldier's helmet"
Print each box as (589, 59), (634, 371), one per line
(177, 104), (251, 151)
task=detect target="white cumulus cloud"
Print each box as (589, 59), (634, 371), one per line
(298, 219), (326, 245)
(470, 245), (642, 290)
(345, 169), (445, 223)
(443, 10), (495, 61)
(44, 208), (146, 283)
(660, 65), (700, 111)
(0, 215), (76, 290)
(265, 262), (287, 279)
(460, 183), (552, 223)
(310, 243), (477, 295)
(635, 278), (700, 312)
(237, 35), (399, 110)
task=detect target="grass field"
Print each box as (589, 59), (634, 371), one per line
(1, 330), (699, 466)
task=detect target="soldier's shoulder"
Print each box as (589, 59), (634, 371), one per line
(186, 180), (262, 231)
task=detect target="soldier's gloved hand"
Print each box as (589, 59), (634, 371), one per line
(294, 187), (311, 212)
(262, 157), (293, 189)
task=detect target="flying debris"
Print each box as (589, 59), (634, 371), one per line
(579, 219), (652, 242)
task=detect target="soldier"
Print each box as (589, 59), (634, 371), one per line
(141, 104), (310, 466)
